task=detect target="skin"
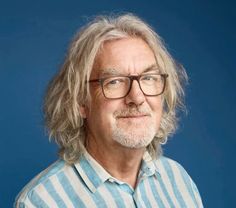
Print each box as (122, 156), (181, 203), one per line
(80, 37), (163, 188)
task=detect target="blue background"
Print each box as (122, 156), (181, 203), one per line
(0, 0), (235, 207)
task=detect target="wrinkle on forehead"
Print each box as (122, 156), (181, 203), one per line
(99, 68), (121, 77)
(91, 37), (161, 79)
(98, 64), (161, 78)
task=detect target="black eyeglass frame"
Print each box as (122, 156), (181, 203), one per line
(88, 73), (169, 99)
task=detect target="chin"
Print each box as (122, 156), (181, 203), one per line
(113, 133), (154, 149)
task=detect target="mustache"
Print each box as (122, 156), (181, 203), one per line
(114, 107), (151, 117)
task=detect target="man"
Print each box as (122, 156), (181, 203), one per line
(15, 14), (203, 207)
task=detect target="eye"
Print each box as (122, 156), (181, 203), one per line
(141, 75), (158, 82)
(103, 77), (126, 89)
(108, 79), (123, 85)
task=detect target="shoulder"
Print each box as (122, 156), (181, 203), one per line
(155, 156), (188, 172)
(14, 159), (71, 207)
(153, 156), (204, 207)
(154, 156), (198, 192)
(154, 155), (194, 185)
(154, 156), (190, 175)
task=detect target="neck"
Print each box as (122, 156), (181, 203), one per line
(86, 141), (145, 188)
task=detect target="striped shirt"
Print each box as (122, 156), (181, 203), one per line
(15, 151), (203, 208)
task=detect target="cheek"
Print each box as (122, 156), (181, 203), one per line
(148, 96), (163, 112)
(93, 87), (104, 100)
(91, 87), (122, 116)
(87, 102), (116, 136)
(88, 96), (116, 122)
(148, 97), (163, 124)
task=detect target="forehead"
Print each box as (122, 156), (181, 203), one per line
(92, 37), (157, 77)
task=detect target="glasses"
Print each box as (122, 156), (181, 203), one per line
(88, 73), (168, 99)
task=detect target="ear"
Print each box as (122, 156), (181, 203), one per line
(79, 105), (87, 119)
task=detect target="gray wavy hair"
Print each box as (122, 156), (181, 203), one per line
(44, 13), (187, 164)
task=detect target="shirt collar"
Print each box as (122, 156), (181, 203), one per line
(73, 150), (161, 193)
(73, 150), (111, 193)
(139, 151), (161, 178)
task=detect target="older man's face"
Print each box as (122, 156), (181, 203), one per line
(83, 38), (163, 150)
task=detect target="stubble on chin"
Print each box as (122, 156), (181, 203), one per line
(111, 106), (158, 148)
(111, 118), (156, 148)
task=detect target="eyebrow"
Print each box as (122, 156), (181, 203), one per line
(99, 64), (160, 77)
(142, 64), (160, 73)
(99, 68), (121, 77)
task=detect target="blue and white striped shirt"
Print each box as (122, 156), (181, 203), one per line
(15, 151), (203, 207)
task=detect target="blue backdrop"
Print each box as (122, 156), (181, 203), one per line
(0, 0), (235, 207)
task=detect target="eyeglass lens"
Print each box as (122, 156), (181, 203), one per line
(102, 74), (166, 99)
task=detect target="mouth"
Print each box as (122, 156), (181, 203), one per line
(116, 115), (150, 126)
(114, 108), (151, 121)
(116, 114), (150, 119)
(118, 114), (147, 118)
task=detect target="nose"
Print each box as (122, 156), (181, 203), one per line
(124, 80), (145, 106)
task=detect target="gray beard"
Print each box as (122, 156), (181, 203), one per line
(111, 124), (156, 148)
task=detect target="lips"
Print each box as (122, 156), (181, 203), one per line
(117, 114), (148, 118)
(114, 108), (151, 119)
(116, 114), (150, 120)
